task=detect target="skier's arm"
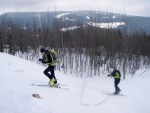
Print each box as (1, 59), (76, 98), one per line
(44, 53), (53, 64)
(39, 58), (43, 61)
(39, 58), (46, 64)
(108, 72), (113, 77)
(39, 54), (46, 64)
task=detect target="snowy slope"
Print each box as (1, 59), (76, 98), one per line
(0, 52), (150, 113)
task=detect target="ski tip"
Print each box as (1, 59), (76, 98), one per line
(58, 87), (69, 90)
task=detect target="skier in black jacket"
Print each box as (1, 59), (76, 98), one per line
(39, 48), (57, 86)
(108, 68), (121, 94)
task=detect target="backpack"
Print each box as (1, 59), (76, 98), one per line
(49, 48), (58, 63)
(115, 70), (121, 78)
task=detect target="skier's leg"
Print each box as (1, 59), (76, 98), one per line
(49, 66), (57, 84)
(115, 79), (121, 92)
(43, 67), (51, 79)
(49, 66), (56, 79)
(114, 80), (117, 92)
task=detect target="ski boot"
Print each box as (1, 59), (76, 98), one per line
(48, 78), (55, 85)
(114, 89), (121, 94)
(48, 78), (58, 87)
(114, 91), (118, 94)
(117, 89), (121, 93)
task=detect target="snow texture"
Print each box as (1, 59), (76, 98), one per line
(0, 52), (150, 113)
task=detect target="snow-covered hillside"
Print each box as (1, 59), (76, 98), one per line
(0, 52), (150, 113)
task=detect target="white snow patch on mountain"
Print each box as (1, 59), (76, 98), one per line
(88, 22), (125, 28)
(55, 13), (70, 19)
(60, 26), (80, 31)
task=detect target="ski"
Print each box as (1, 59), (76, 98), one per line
(102, 92), (126, 96)
(57, 83), (68, 86)
(31, 83), (67, 86)
(31, 84), (48, 86)
(31, 84), (69, 90)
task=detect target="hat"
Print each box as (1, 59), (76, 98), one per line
(40, 48), (45, 53)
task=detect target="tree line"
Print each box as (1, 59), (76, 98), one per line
(0, 12), (150, 79)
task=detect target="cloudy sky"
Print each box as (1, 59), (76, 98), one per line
(0, 0), (150, 17)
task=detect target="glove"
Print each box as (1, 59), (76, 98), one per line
(42, 60), (45, 64)
(39, 58), (46, 64)
(107, 74), (110, 76)
(39, 58), (43, 61)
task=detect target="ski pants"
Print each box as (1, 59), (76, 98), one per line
(43, 65), (56, 80)
(114, 78), (120, 91)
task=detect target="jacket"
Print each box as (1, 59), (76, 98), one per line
(42, 50), (56, 66)
(109, 70), (121, 79)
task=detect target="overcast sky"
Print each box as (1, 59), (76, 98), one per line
(0, 0), (150, 17)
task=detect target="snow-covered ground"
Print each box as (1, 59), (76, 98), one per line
(0, 52), (150, 113)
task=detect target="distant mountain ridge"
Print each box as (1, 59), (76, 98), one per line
(0, 11), (150, 34)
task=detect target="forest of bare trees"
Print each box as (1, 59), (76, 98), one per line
(0, 12), (150, 79)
